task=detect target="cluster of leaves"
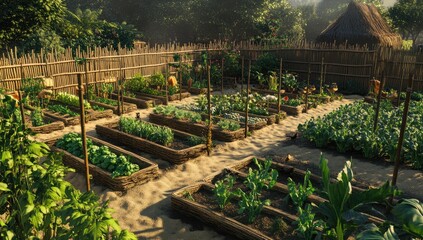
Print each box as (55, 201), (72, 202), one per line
(298, 101), (423, 169)
(154, 105), (202, 123)
(223, 112), (267, 124)
(186, 135), (206, 146)
(119, 116), (174, 146)
(56, 133), (140, 178)
(21, 77), (45, 106)
(212, 158), (278, 224)
(0, 94), (136, 239)
(216, 119), (241, 131)
(400, 91), (423, 101)
(94, 97), (119, 106)
(55, 92), (91, 109)
(30, 107), (45, 127)
(282, 73), (299, 91)
(281, 97), (303, 107)
(47, 104), (79, 117)
(124, 73), (174, 96)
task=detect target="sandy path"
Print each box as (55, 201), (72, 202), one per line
(34, 93), (422, 240)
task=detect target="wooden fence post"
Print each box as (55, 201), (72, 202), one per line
(77, 74), (91, 192)
(277, 58), (282, 124)
(207, 59), (212, 156)
(373, 72), (385, 132)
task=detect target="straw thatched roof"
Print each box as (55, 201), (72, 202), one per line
(316, 1), (402, 48)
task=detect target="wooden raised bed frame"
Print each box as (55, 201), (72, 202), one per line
(234, 110), (280, 125)
(27, 115), (65, 134)
(132, 90), (191, 104)
(43, 100), (114, 126)
(96, 121), (208, 164)
(111, 92), (157, 109)
(89, 100), (138, 114)
(280, 104), (304, 116)
(50, 136), (159, 192)
(149, 113), (245, 142)
(172, 182), (297, 240)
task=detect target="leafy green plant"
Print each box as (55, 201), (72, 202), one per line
(55, 92), (91, 109)
(30, 107), (45, 127)
(268, 71), (279, 91)
(317, 155), (399, 240)
(186, 135), (206, 146)
(21, 77), (44, 106)
(237, 188), (271, 223)
(282, 73), (299, 91)
(119, 116), (174, 146)
(168, 85), (179, 95)
(56, 133), (140, 178)
(150, 72), (165, 87)
(244, 158), (278, 193)
(94, 97), (119, 106)
(124, 74), (149, 92)
(295, 204), (325, 240)
(216, 119), (240, 131)
(0, 93), (136, 240)
(391, 198), (423, 237)
(214, 175), (237, 209)
(287, 170), (315, 208)
(154, 105), (202, 123)
(47, 104), (79, 116)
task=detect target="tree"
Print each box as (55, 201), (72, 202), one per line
(0, 0), (65, 50)
(389, 0), (423, 45)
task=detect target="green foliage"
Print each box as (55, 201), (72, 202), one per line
(56, 133), (140, 178)
(268, 71), (279, 91)
(154, 105), (202, 123)
(0, 0), (65, 50)
(55, 92), (91, 109)
(295, 204), (325, 240)
(287, 170), (315, 208)
(119, 116), (174, 146)
(391, 198), (423, 237)
(214, 176), (238, 209)
(237, 189), (271, 223)
(282, 73), (299, 90)
(47, 104), (79, 116)
(252, 53), (279, 78)
(356, 224), (399, 240)
(150, 72), (166, 87)
(0, 93), (136, 239)
(389, 0), (423, 44)
(317, 155), (399, 240)
(282, 97), (303, 107)
(94, 97), (119, 106)
(21, 78), (45, 106)
(31, 107), (45, 127)
(245, 158), (278, 193)
(186, 135), (206, 146)
(124, 74), (149, 92)
(216, 119), (241, 131)
(298, 101), (423, 169)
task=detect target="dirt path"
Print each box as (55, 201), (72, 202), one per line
(34, 94), (423, 239)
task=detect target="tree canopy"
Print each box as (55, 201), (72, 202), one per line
(389, 0), (423, 44)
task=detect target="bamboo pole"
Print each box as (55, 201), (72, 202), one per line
(77, 74), (91, 192)
(373, 72), (385, 132)
(320, 57), (324, 94)
(241, 57), (244, 92)
(16, 70), (26, 130)
(245, 60), (251, 138)
(83, 60), (89, 99)
(221, 57), (224, 94)
(179, 58), (182, 101)
(165, 61), (169, 105)
(277, 58), (282, 124)
(120, 56), (125, 114)
(304, 63), (311, 113)
(207, 59), (212, 156)
(390, 74), (413, 205)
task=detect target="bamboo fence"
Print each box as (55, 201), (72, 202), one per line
(0, 41), (422, 95)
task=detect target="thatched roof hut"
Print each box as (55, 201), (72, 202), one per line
(316, 1), (402, 48)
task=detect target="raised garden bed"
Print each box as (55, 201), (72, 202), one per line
(96, 121), (208, 164)
(183, 86), (212, 95)
(201, 114), (268, 132)
(134, 90), (191, 104)
(234, 111), (279, 125)
(50, 136), (159, 191)
(23, 108), (65, 134)
(251, 87), (285, 95)
(149, 113), (245, 142)
(111, 92), (157, 109)
(172, 182), (299, 240)
(89, 99), (138, 114)
(280, 104), (304, 116)
(308, 95), (331, 104)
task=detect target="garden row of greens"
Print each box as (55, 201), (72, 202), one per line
(202, 156), (422, 239)
(299, 101), (423, 169)
(0, 94), (136, 239)
(56, 133), (140, 178)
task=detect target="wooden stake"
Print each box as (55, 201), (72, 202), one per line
(241, 57), (244, 92)
(83, 59), (89, 99)
(179, 59), (182, 101)
(77, 74), (91, 192)
(116, 57), (122, 116)
(15, 69), (26, 130)
(277, 58), (282, 124)
(390, 74), (413, 204)
(304, 63), (311, 113)
(207, 59), (212, 156)
(245, 60), (251, 138)
(320, 57), (324, 95)
(396, 64), (406, 107)
(373, 72), (385, 132)
(165, 61), (169, 105)
(221, 57), (224, 95)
